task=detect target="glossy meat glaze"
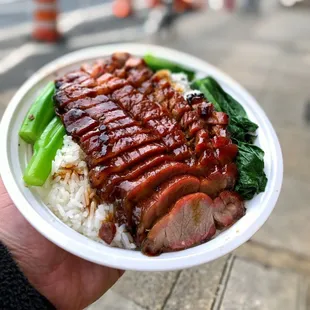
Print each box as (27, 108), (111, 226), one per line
(54, 53), (245, 256)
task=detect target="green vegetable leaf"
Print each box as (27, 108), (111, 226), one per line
(23, 117), (65, 186)
(144, 54), (195, 81)
(234, 142), (268, 200)
(228, 117), (257, 144)
(19, 81), (56, 144)
(190, 79), (222, 111)
(191, 76), (267, 200)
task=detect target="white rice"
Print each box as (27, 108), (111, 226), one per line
(40, 135), (136, 250)
(171, 73), (202, 99)
(171, 72), (192, 93)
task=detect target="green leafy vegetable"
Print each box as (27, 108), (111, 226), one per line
(23, 117), (65, 186)
(190, 78), (222, 112)
(191, 76), (267, 200)
(144, 54), (195, 81)
(19, 82), (56, 144)
(234, 141), (267, 200)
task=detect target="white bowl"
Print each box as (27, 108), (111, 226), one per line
(0, 44), (283, 271)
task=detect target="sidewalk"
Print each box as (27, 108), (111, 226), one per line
(1, 1), (310, 309)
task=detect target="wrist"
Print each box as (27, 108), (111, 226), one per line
(0, 241), (55, 310)
(0, 188), (55, 306)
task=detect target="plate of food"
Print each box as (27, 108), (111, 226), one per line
(0, 43), (283, 271)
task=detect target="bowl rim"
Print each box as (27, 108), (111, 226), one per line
(0, 43), (283, 271)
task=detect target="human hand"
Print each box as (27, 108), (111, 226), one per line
(0, 179), (123, 310)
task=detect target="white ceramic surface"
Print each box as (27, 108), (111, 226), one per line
(0, 44), (283, 271)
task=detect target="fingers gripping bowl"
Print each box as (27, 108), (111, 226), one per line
(0, 44), (283, 271)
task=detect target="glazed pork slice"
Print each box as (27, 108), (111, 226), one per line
(142, 191), (245, 256)
(88, 144), (167, 188)
(212, 191), (245, 229)
(134, 175), (201, 245)
(119, 61), (238, 175)
(142, 193), (216, 256)
(200, 163), (238, 198)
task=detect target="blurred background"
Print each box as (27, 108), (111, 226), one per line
(1, 0), (310, 309)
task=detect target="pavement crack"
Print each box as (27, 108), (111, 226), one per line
(131, 299), (149, 310)
(307, 281), (310, 310)
(161, 270), (182, 310)
(211, 254), (235, 310)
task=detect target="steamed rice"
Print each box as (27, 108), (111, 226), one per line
(39, 72), (198, 250)
(40, 135), (136, 249)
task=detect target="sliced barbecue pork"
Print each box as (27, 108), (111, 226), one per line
(135, 175), (201, 245)
(54, 53), (244, 255)
(142, 193), (216, 256)
(142, 192), (245, 256)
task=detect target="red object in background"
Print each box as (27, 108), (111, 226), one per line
(113, 0), (202, 18)
(113, 0), (133, 18)
(32, 0), (60, 42)
(225, 0), (235, 11)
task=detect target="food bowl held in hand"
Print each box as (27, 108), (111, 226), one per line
(0, 44), (283, 271)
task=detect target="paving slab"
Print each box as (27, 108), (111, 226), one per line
(214, 40), (282, 93)
(253, 176), (310, 257)
(235, 241), (310, 277)
(217, 64), (268, 92)
(218, 40), (281, 71)
(272, 53), (310, 79)
(111, 270), (179, 310)
(163, 256), (228, 310)
(88, 290), (145, 310)
(156, 11), (233, 68)
(253, 9), (310, 43)
(261, 65), (310, 96)
(277, 127), (310, 182)
(217, 257), (307, 310)
(258, 90), (308, 130)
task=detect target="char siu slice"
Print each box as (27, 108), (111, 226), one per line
(87, 132), (159, 167)
(106, 117), (139, 130)
(215, 144), (238, 166)
(80, 127), (153, 156)
(99, 221), (117, 245)
(55, 85), (110, 106)
(118, 162), (201, 203)
(135, 175), (200, 245)
(122, 64), (238, 169)
(98, 154), (172, 198)
(95, 143), (191, 201)
(88, 144), (166, 188)
(212, 191), (245, 229)
(84, 101), (119, 119)
(110, 79), (189, 153)
(142, 193), (216, 256)
(65, 95), (110, 111)
(200, 163), (238, 198)
(142, 190), (245, 255)
(62, 109), (98, 138)
(57, 75), (94, 91)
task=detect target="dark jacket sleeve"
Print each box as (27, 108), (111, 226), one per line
(0, 242), (56, 310)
